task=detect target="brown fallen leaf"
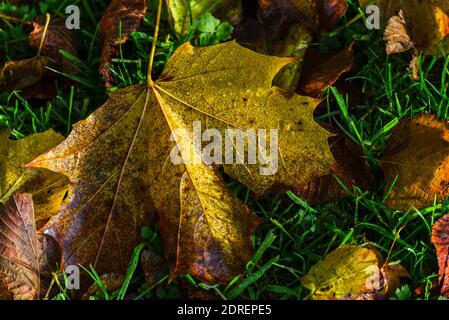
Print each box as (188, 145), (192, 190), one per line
(257, 0), (316, 91)
(237, 0), (348, 91)
(141, 249), (168, 288)
(0, 193), (61, 300)
(318, 0), (348, 30)
(0, 56), (51, 92)
(82, 273), (125, 300)
(380, 114), (449, 210)
(233, 18), (268, 53)
(413, 278), (440, 298)
(431, 214), (449, 297)
(0, 14), (76, 99)
(37, 233), (62, 298)
(30, 16), (78, 74)
(301, 244), (409, 300)
(361, 0), (449, 55)
(99, 0), (147, 87)
(384, 10), (420, 80)
(27, 41), (334, 288)
(297, 44), (354, 98)
(0, 130), (68, 221)
(21, 80), (58, 101)
(384, 10), (414, 55)
(296, 130), (371, 205)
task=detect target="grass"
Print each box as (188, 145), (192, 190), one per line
(1, 0), (448, 300)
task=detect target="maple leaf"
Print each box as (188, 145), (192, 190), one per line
(301, 244), (409, 300)
(0, 130), (68, 221)
(432, 214), (449, 297)
(380, 114), (449, 210)
(99, 0), (148, 87)
(0, 193), (61, 300)
(27, 41), (334, 286)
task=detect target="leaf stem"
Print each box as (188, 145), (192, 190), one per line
(37, 13), (51, 56)
(323, 13), (363, 37)
(0, 13), (32, 25)
(147, 0), (163, 87)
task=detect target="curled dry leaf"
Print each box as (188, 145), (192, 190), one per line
(99, 0), (147, 87)
(431, 214), (449, 297)
(0, 193), (61, 300)
(30, 16), (78, 74)
(381, 114), (449, 210)
(27, 41), (334, 287)
(384, 10), (414, 55)
(0, 130), (68, 221)
(384, 10), (420, 80)
(0, 56), (51, 92)
(301, 245), (409, 300)
(361, 0), (449, 55)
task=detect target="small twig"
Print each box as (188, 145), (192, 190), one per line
(147, 0), (163, 86)
(36, 13), (51, 56)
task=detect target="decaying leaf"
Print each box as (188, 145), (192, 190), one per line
(257, 0), (316, 91)
(0, 193), (60, 300)
(297, 44), (354, 98)
(19, 172), (68, 223)
(296, 131), (371, 205)
(0, 56), (51, 91)
(383, 10), (420, 80)
(141, 249), (168, 288)
(30, 16), (78, 74)
(361, 0), (449, 55)
(27, 41), (334, 286)
(82, 273), (125, 300)
(381, 114), (449, 210)
(318, 0), (348, 30)
(431, 214), (449, 297)
(384, 10), (414, 55)
(0, 193), (40, 300)
(0, 130), (68, 221)
(234, 1), (349, 91)
(166, 0), (238, 37)
(99, 0), (147, 87)
(301, 244), (409, 300)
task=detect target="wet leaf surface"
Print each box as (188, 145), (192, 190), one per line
(27, 41), (334, 287)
